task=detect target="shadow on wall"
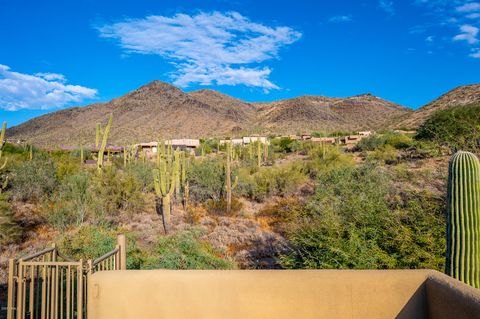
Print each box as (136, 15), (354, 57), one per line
(396, 282), (427, 319)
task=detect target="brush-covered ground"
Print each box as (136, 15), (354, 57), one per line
(0, 103), (479, 311)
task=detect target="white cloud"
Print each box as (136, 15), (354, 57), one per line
(426, 35), (435, 42)
(453, 24), (479, 44)
(329, 15), (353, 23)
(97, 11), (302, 90)
(466, 12), (480, 18)
(456, 2), (480, 12)
(470, 48), (480, 57)
(34, 72), (66, 82)
(379, 0), (395, 15)
(0, 64), (97, 111)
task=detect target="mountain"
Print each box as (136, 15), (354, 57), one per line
(255, 94), (409, 133)
(395, 84), (480, 129)
(7, 81), (411, 146)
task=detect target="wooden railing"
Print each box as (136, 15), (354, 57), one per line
(6, 234), (126, 319)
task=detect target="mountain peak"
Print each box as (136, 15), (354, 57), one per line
(395, 83), (480, 129)
(8, 80), (413, 146)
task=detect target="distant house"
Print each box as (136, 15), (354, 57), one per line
(339, 135), (365, 145)
(289, 135), (302, 140)
(135, 139), (200, 158)
(359, 131), (373, 137)
(169, 139), (200, 148)
(311, 137), (336, 144)
(220, 139), (244, 145)
(242, 136), (269, 144)
(301, 134), (312, 140)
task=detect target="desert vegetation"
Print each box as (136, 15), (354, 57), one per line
(0, 104), (479, 290)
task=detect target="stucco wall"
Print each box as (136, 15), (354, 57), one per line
(88, 269), (433, 319)
(426, 272), (480, 319)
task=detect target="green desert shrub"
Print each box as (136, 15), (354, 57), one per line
(357, 132), (413, 151)
(47, 171), (92, 229)
(416, 103), (480, 152)
(126, 161), (155, 192)
(57, 225), (143, 269)
(48, 167), (145, 229)
(281, 164), (445, 270)
(142, 228), (236, 270)
(2, 143), (25, 154)
(270, 137), (301, 154)
(89, 167), (145, 217)
(187, 159), (225, 202)
(368, 144), (398, 164)
(11, 158), (57, 202)
(0, 193), (21, 245)
(57, 225), (117, 260)
(303, 146), (355, 178)
(237, 161), (308, 201)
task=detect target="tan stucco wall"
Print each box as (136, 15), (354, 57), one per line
(426, 272), (480, 319)
(88, 269), (432, 319)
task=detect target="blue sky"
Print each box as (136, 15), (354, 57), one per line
(0, 0), (479, 126)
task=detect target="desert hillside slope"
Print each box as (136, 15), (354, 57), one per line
(255, 94), (409, 133)
(7, 81), (412, 146)
(395, 84), (480, 129)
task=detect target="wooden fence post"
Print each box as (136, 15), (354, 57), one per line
(117, 234), (127, 270)
(7, 258), (15, 319)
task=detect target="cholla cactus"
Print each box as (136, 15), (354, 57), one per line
(153, 154), (177, 233)
(446, 151), (480, 288)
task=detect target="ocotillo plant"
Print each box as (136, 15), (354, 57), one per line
(445, 151), (480, 288)
(153, 155), (177, 233)
(96, 114), (113, 171)
(225, 142), (238, 213)
(80, 146), (84, 164)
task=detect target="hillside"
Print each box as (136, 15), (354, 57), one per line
(395, 84), (480, 129)
(7, 81), (411, 146)
(255, 94), (409, 133)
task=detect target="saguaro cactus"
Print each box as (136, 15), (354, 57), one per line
(0, 122), (7, 171)
(0, 122), (8, 192)
(95, 115), (113, 171)
(446, 151), (480, 288)
(225, 142), (238, 213)
(153, 156), (177, 234)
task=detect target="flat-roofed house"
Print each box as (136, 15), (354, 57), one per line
(243, 136), (269, 144)
(359, 131), (373, 137)
(311, 137), (336, 144)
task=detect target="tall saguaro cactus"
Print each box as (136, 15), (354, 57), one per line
(95, 115), (113, 172)
(153, 155), (177, 234)
(225, 142), (238, 213)
(446, 151), (480, 288)
(0, 122), (7, 171)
